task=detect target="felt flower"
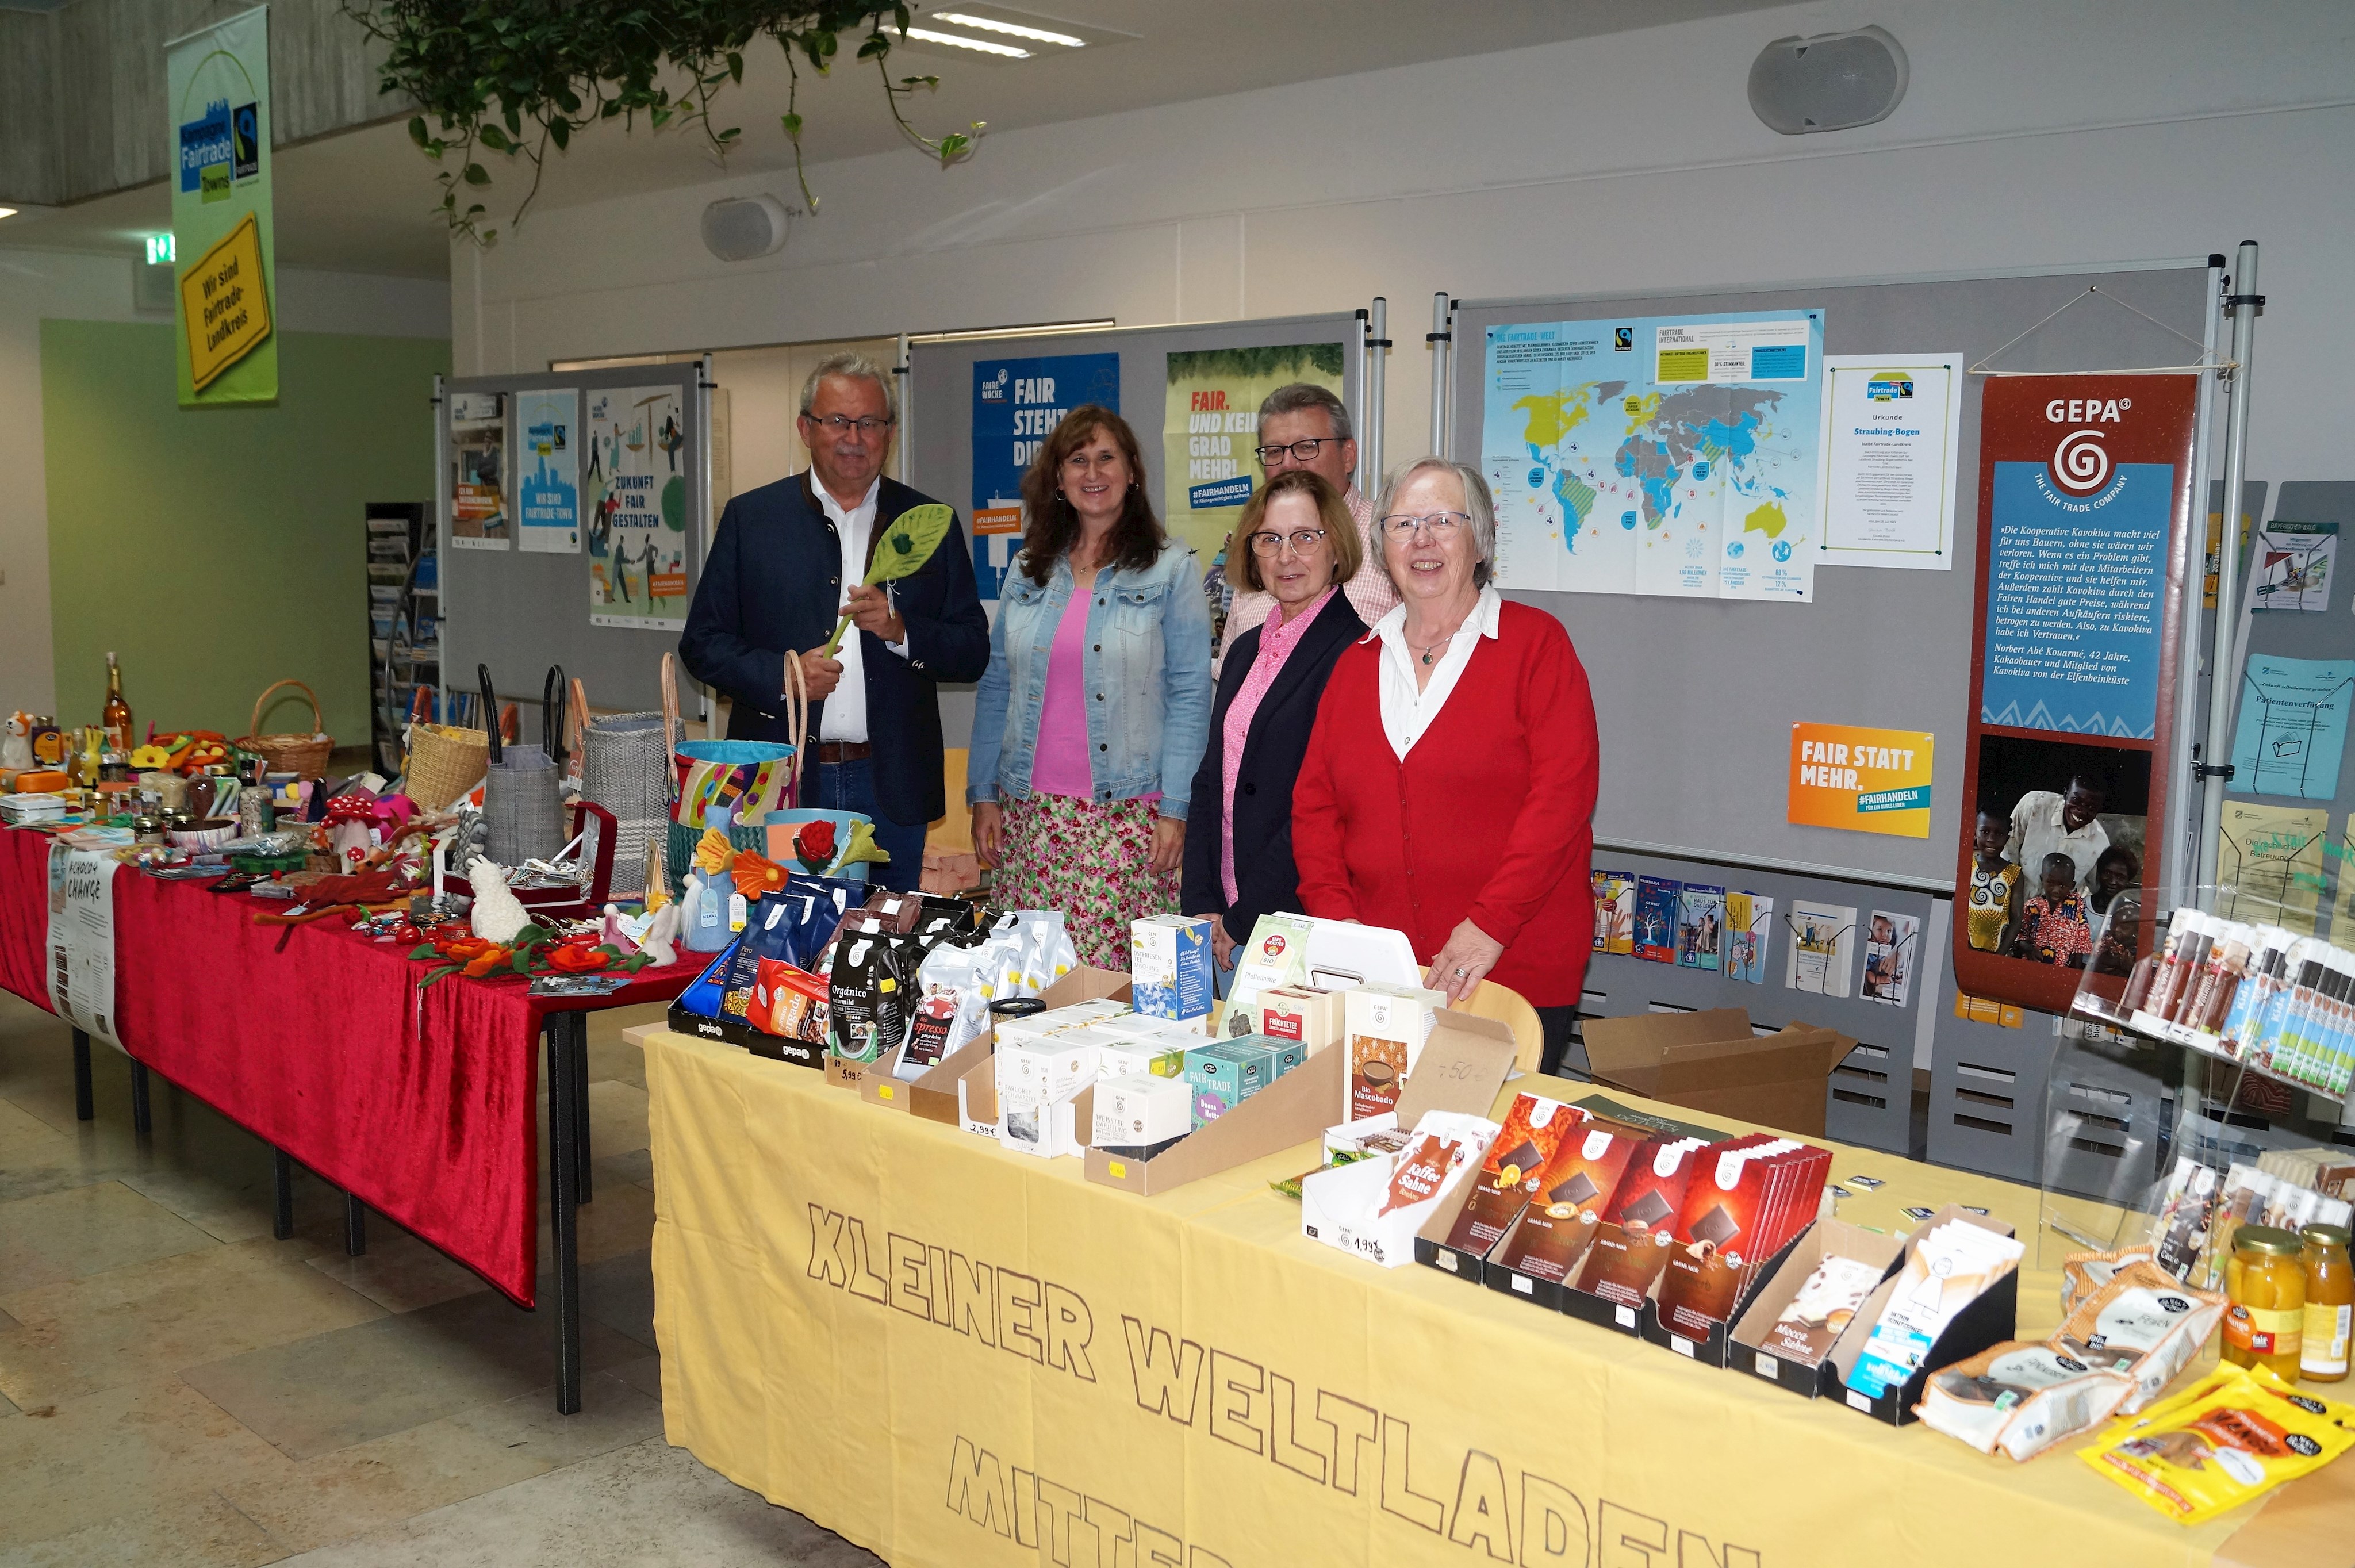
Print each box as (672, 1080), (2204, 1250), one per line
(692, 828), (736, 875)
(793, 819), (838, 871)
(461, 944), (512, 977)
(547, 945), (612, 974)
(129, 744), (174, 770)
(731, 850), (788, 900)
(436, 934), (497, 962)
(831, 819), (890, 869)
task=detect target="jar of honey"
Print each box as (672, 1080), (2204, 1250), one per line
(2300, 1224), (2352, 1383)
(2224, 1225), (2306, 1378)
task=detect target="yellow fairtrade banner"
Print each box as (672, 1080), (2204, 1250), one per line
(643, 1028), (2262, 1568)
(179, 212), (273, 393)
(1787, 722), (1934, 838)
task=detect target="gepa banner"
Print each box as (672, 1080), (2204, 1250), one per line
(168, 6), (277, 405)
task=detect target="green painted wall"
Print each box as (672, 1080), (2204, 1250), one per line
(40, 320), (449, 752)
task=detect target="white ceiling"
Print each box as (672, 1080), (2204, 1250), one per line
(0, 0), (1793, 278)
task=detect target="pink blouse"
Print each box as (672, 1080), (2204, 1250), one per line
(1222, 585), (1338, 903)
(1031, 589), (1095, 798)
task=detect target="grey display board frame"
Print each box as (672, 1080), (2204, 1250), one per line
(1449, 263), (2216, 891)
(909, 312), (1365, 750)
(438, 359), (712, 718)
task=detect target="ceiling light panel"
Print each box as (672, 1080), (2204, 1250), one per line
(934, 11), (1084, 48)
(904, 25), (1029, 57)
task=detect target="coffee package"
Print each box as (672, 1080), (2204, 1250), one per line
(1443, 1094), (1586, 1260)
(1919, 1341), (2137, 1461)
(749, 957), (830, 1045)
(829, 918), (908, 1063)
(1344, 984), (1443, 1121)
(1299, 1109), (1499, 1269)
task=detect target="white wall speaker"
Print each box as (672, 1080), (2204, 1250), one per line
(700, 194), (796, 262)
(1748, 25), (1908, 136)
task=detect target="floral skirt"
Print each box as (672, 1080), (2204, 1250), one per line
(995, 793), (1178, 973)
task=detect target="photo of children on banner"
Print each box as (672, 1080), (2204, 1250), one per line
(1961, 735), (2151, 975)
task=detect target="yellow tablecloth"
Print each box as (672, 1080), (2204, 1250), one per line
(641, 1028), (2335, 1568)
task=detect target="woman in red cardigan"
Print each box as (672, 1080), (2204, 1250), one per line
(1291, 457), (1600, 1074)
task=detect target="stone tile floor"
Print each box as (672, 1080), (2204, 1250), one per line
(0, 991), (884, 1566)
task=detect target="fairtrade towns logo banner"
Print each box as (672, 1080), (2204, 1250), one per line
(169, 6), (276, 405)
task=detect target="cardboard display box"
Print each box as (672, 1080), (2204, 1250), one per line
(1092, 1009), (1517, 1198)
(1823, 1205), (2019, 1425)
(879, 967), (1133, 1122)
(1638, 1224), (1815, 1368)
(1582, 1010), (1852, 1140)
(1729, 1218), (1909, 1399)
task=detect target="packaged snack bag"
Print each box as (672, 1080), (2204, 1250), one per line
(2081, 1364), (2355, 1524)
(750, 957), (830, 1044)
(2049, 1260), (2227, 1413)
(1919, 1341), (2137, 1461)
(2061, 1245), (2154, 1317)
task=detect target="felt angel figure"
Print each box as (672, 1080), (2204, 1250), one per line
(466, 855), (532, 945)
(598, 903), (641, 955)
(639, 902), (681, 967)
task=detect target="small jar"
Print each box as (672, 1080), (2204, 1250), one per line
(2224, 1224), (2307, 1378)
(2301, 1223), (2353, 1383)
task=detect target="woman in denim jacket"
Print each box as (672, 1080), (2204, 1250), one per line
(969, 406), (1214, 970)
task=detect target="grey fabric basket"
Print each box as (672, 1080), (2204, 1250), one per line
(579, 708), (673, 899)
(479, 665), (567, 869)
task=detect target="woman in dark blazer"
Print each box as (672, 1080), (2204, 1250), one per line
(1183, 470), (1369, 971)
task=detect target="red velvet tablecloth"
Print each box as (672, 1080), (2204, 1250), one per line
(0, 826), (697, 1304)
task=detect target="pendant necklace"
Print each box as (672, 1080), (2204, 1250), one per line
(1409, 619), (1465, 666)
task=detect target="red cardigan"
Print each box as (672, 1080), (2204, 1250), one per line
(1291, 600), (1598, 1008)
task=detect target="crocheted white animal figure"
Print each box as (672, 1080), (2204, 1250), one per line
(466, 855), (532, 945)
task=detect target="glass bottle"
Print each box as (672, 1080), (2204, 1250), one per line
(101, 651), (132, 754)
(2224, 1224), (2307, 1379)
(2301, 1223), (2352, 1383)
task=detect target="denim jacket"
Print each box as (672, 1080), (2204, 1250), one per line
(968, 541), (1213, 818)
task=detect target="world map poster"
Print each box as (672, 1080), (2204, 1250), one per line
(1481, 309), (1824, 600)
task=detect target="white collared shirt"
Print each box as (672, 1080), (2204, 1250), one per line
(1372, 585), (1502, 760)
(808, 474), (910, 743)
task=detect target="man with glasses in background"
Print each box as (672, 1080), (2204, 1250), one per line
(681, 352), (989, 891)
(1219, 382), (1397, 657)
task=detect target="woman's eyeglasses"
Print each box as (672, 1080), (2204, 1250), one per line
(1378, 511), (1470, 539)
(1247, 528), (1329, 556)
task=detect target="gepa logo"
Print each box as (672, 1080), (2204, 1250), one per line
(979, 367), (1011, 403)
(2044, 397), (2132, 423)
(2051, 428), (2109, 493)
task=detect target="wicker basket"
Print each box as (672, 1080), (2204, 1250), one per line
(233, 680), (335, 777)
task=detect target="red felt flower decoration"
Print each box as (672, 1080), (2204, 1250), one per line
(547, 945), (612, 974)
(794, 819), (837, 871)
(461, 945), (512, 978)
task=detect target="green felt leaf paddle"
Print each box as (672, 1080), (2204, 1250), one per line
(820, 504), (956, 657)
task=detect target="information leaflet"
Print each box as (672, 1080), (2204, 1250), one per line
(47, 844), (122, 1050)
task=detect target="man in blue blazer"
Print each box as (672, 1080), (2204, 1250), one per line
(680, 354), (988, 891)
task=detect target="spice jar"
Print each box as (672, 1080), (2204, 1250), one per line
(2301, 1223), (2352, 1383)
(2224, 1224), (2307, 1378)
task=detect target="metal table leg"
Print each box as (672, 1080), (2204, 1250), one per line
(344, 1193), (367, 1256)
(574, 1013), (594, 1205)
(273, 1150), (294, 1240)
(548, 1014), (583, 1414)
(129, 1060), (153, 1137)
(72, 1029), (93, 1121)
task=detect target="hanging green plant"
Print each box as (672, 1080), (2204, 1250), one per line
(342, 1), (984, 244)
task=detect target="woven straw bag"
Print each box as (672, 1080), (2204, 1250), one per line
(234, 680), (335, 777)
(480, 665), (566, 867)
(401, 687), (489, 812)
(570, 673), (672, 900)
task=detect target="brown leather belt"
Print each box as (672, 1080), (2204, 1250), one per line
(812, 741), (872, 764)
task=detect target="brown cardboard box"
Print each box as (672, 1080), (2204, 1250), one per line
(895, 967), (1133, 1124)
(1581, 1010), (1853, 1139)
(1093, 1008), (1518, 1197)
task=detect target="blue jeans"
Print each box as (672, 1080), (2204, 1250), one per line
(807, 757), (928, 894)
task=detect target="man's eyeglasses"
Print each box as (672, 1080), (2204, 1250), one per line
(805, 415), (893, 436)
(1247, 528), (1328, 557)
(1254, 437), (1345, 466)
(1378, 511), (1470, 540)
